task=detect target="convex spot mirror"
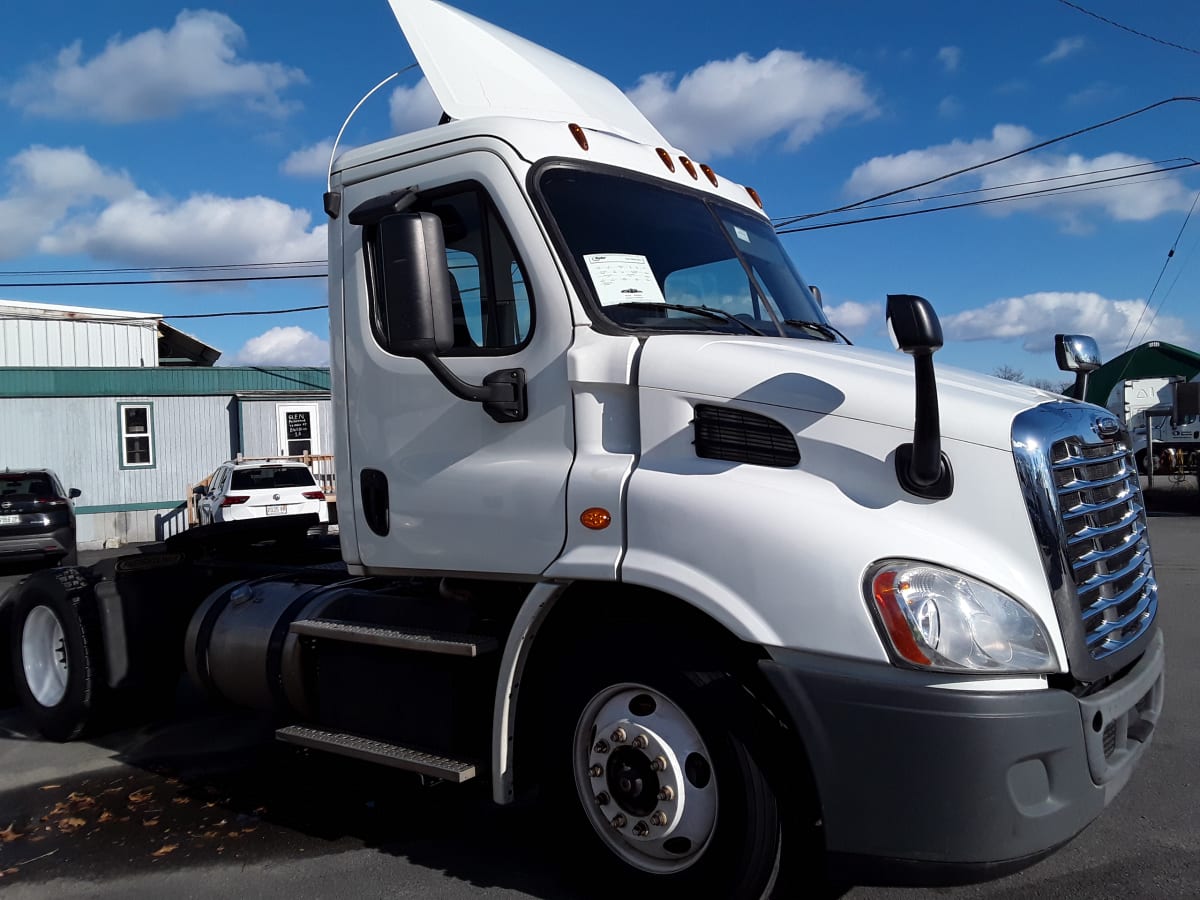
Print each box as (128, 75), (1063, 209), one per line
(1055, 334), (1101, 373)
(369, 212), (456, 358)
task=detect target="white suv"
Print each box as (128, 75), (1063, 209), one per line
(196, 460), (329, 526)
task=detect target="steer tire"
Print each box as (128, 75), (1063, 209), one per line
(533, 638), (811, 900)
(9, 570), (107, 742)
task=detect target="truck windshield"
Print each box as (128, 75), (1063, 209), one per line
(538, 167), (833, 340)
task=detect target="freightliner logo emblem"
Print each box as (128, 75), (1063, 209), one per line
(1095, 417), (1121, 438)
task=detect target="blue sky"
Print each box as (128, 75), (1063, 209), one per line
(2, 0), (1198, 384)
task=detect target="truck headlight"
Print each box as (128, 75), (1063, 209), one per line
(866, 561), (1058, 674)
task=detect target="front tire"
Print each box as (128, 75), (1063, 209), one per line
(542, 652), (799, 899)
(10, 574), (106, 741)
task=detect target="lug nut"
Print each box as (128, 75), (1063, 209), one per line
(611, 814), (627, 828)
(594, 740), (609, 754)
(632, 734), (648, 749)
(610, 727), (627, 743)
(657, 786), (674, 801)
(596, 792), (610, 806)
(633, 821), (649, 837)
(650, 811), (668, 827)
(650, 755), (668, 772)
(590, 765), (604, 777)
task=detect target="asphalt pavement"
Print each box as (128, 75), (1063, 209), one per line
(0, 520), (1196, 899)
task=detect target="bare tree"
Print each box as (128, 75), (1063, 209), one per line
(993, 364), (1025, 382)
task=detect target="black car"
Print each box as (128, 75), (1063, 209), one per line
(0, 469), (81, 567)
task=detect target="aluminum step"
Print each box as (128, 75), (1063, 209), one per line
(275, 724), (476, 782)
(289, 618), (497, 657)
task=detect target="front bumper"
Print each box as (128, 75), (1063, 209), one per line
(759, 629), (1164, 885)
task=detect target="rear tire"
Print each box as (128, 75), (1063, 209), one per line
(536, 644), (807, 899)
(10, 574), (106, 741)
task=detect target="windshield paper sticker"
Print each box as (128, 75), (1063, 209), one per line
(583, 253), (666, 306)
(733, 226), (750, 244)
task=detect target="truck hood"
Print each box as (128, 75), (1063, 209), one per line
(386, 0), (667, 146)
(637, 335), (1061, 451)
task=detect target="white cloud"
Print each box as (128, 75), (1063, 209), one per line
(938, 96), (961, 118)
(845, 126), (1194, 229)
(937, 46), (961, 73)
(282, 139), (335, 178)
(824, 300), (877, 335)
(390, 78), (442, 134)
(7, 10), (305, 123)
(0, 145), (325, 266)
(942, 292), (1194, 355)
(627, 49), (876, 159)
(1041, 36), (1085, 64)
(232, 326), (329, 366)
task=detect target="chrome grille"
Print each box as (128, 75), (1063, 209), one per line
(1013, 402), (1159, 678)
(1050, 434), (1157, 660)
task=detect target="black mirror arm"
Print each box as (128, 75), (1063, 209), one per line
(417, 353), (528, 423)
(894, 348), (954, 500)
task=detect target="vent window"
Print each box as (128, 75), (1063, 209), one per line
(693, 405), (799, 468)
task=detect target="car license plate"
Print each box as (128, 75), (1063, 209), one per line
(266, 505), (288, 516)
(0, 514), (18, 525)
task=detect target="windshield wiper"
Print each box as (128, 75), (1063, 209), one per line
(615, 302), (765, 335)
(782, 319), (850, 344)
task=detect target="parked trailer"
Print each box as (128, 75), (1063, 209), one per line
(5, 3), (1164, 896)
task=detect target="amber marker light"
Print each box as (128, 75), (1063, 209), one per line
(656, 148), (676, 172)
(871, 571), (931, 666)
(580, 507), (612, 530)
(699, 164), (719, 187)
(679, 156), (698, 179)
(568, 123), (589, 151)
(745, 186), (764, 209)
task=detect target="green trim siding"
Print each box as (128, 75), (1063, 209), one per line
(0, 367), (331, 398)
(75, 501), (184, 514)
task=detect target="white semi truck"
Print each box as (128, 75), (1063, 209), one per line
(4, 2), (1165, 896)
(1105, 375), (1200, 472)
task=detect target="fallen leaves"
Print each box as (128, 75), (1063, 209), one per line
(128, 789), (154, 804)
(0, 824), (23, 843)
(57, 818), (87, 834)
(150, 843), (178, 859)
(38, 784), (61, 791)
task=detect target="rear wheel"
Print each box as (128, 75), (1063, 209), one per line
(539, 647), (808, 899)
(10, 576), (106, 741)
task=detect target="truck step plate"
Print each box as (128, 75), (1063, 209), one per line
(275, 725), (476, 782)
(289, 618), (497, 657)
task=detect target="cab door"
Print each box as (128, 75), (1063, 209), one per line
(337, 151), (574, 576)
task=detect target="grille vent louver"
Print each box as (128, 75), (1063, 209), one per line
(1051, 435), (1157, 660)
(693, 405), (799, 468)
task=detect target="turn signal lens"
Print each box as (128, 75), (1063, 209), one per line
(679, 156), (698, 179)
(569, 123), (589, 151)
(220, 495), (250, 507)
(580, 507), (612, 530)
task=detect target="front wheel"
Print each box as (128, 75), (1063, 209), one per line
(544, 657), (805, 899)
(10, 575), (106, 741)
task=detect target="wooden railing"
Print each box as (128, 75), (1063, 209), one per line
(186, 454), (337, 527)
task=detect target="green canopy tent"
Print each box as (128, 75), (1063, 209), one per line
(1083, 341), (1200, 407)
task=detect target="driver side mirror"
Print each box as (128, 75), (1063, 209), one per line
(1055, 334), (1101, 401)
(68, 488), (81, 499)
(368, 212), (456, 358)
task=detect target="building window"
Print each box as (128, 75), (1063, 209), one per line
(118, 402), (155, 469)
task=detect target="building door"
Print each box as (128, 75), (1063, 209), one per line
(277, 403), (320, 457)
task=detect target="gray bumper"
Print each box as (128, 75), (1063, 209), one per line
(759, 629), (1164, 885)
(0, 526), (73, 561)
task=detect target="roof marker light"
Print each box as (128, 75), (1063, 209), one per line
(679, 156), (698, 180)
(699, 164), (719, 187)
(745, 186), (764, 209)
(569, 123), (589, 151)
(656, 148), (676, 172)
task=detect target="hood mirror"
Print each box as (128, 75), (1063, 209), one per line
(1055, 334), (1101, 401)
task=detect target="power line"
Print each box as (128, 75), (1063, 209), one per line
(774, 96), (1200, 228)
(1054, 0), (1200, 56)
(0, 305), (329, 326)
(1124, 190), (1200, 350)
(775, 161), (1200, 234)
(770, 158), (1193, 222)
(0, 260), (325, 276)
(0, 273), (327, 288)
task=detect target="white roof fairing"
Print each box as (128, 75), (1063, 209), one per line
(386, 0), (667, 146)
